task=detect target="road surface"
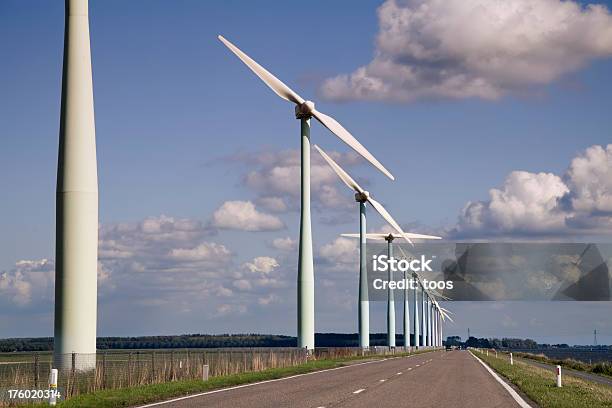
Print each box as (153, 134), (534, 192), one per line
(137, 350), (531, 408)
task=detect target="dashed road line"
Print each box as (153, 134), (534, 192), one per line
(353, 389), (366, 394)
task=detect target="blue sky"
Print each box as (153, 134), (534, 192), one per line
(1, 0), (612, 344)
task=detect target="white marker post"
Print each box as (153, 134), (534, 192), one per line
(49, 368), (58, 406)
(510, 353), (513, 365)
(556, 365), (562, 387)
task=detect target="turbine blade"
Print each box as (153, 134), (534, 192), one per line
(404, 232), (442, 240)
(311, 109), (394, 181)
(314, 144), (364, 193)
(367, 197), (413, 245)
(218, 35), (305, 105)
(341, 233), (386, 240)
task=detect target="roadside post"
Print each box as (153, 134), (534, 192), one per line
(510, 353), (513, 365)
(49, 368), (58, 406)
(556, 365), (562, 387)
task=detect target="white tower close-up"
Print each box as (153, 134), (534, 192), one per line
(54, 0), (98, 370)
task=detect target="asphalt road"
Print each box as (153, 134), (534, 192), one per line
(139, 350), (528, 408)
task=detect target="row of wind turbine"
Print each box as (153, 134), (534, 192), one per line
(219, 34), (451, 350)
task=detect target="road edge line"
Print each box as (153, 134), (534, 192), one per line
(469, 351), (532, 408)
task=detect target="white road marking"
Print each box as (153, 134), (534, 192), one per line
(379, 379), (386, 382)
(416, 364), (420, 367)
(135, 355), (410, 407)
(396, 372), (402, 375)
(353, 388), (366, 394)
(407, 367), (413, 370)
(470, 351), (532, 408)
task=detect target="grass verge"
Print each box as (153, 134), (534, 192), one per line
(472, 350), (612, 408)
(14, 348), (436, 408)
(512, 351), (612, 378)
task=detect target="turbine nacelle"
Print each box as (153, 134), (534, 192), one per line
(295, 101), (316, 119)
(354, 191), (370, 203)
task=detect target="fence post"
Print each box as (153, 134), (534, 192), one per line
(171, 351), (175, 380)
(202, 364), (209, 381)
(127, 353), (132, 387)
(510, 353), (513, 365)
(49, 368), (58, 406)
(556, 365), (562, 387)
(102, 352), (107, 389)
(70, 352), (76, 397)
(34, 353), (40, 389)
(151, 352), (156, 383)
(187, 350), (190, 377)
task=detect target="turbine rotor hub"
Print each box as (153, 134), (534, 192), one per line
(355, 191), (369, 203)
(295, 100), (315, 119)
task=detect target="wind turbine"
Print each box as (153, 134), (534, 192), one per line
(395, 244), (452, 349)
(341, 232), (440, 349)
(314, 145), (411, 348)
(54, 0), (98, 370)
(218, 36), (393, 351)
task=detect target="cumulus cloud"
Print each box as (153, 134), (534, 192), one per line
(318, 237), (359, 271)
(0, 259), (53, 306)
(242, 256), (280, 274)
(565, 144), (612, 213)
(168, 242), (232, 263)
(228, 149), (366, 214)
(256, 196), (289, 213)
(211, 200), (284, 231)
(321, 0), (612, 102)
(271, 237), (297, 252)
(452, 144), (612, 238)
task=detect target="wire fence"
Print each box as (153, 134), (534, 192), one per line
(0, 346), (404, 406)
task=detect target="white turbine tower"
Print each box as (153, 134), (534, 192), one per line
(314, 145), (412, 348)
(54, 0), (98, 370)
(218, 36), (393, 351)
(341, 232), (440, 349)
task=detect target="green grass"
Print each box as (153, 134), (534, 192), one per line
(512, 351), (612, 378)
(11, 349), (435, 408)
(473, 350), (612, 408)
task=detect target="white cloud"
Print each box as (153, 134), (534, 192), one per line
(168, 242), (231, 263)
(258, 294), (280, 306)
(0, 259), (54, 306)
(271, 237), (297, 252)
(456, 171), (569, 236)
(566, 144), (612, 214)
(452, 144), (612, 237)
(231, 149), (364, 213)
(242, 256), (280, 274)
(233, 279), (252, 291)
(318, 237), (359, 271)
(257, 196), (288, 213)
(321, 0), (612, 102)
(211, 200), (284, 231)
